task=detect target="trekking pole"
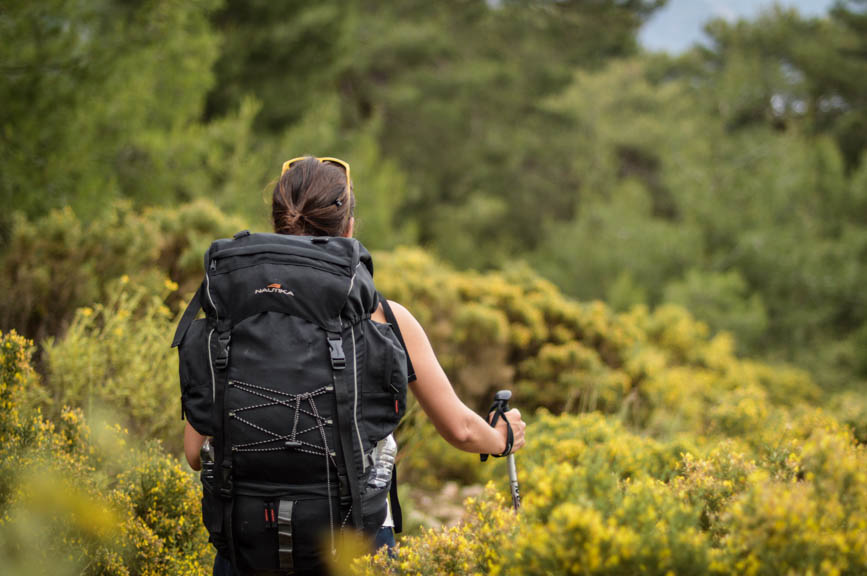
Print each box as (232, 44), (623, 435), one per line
(481, 389), (521, 511)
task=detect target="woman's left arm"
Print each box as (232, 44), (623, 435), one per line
(384, 301), (526, 455)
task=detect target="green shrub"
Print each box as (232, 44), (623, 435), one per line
(830, 389), (867, 444)
(0, 200), (244, 341)
(41, 278), (182, 453)
(397, 405), (490, 492)
(664, 269), (769, 351)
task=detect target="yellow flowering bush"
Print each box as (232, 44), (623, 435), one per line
(673, 445), (757, 542)
(351, 246), (866, 573)
(373, 249), (857, 497)
(109, 441), (213, 576)
(355, 486), (517, 576)
(719, 420), (867, 575)
(0, 330), (34, 440)
(375, 248), (828, 435)
(356, 410), (867, 575)
(0, 331), (211, 576)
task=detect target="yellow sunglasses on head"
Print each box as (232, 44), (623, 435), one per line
(281, 156), (351, 206)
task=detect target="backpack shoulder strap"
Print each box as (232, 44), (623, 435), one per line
(379, 295), (416, 383)
(171, 284), (203, 348)
(389, 463), (403, 534)
(376, 293), (412, 533)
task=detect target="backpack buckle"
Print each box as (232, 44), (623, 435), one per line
(327, 337), (345, 370)
(214, 333), (231, 370)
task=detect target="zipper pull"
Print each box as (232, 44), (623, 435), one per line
(209, 259), (216, 271)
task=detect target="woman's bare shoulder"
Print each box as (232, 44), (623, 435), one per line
(387, 300), (422, 328)
(371, 300), (425, 340)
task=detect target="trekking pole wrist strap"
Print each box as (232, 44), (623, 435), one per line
(480, 405), (513, 462)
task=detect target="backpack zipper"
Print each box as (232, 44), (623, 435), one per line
(206, 259), (219, 323)
(207, 328), (216, 402)
(349, 323), (367, 472)
(205, 258), (220, 405)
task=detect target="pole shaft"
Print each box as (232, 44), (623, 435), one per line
(507, 454), (521, 511)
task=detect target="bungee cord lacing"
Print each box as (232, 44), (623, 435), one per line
(228, 379), (338, 555)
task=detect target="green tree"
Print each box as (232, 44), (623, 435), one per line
(204, 0), (665, 266)
(0, 0), (268, 233)
(205, 0), (350, 131)
(685, 2), (867, 168)
(527, 12), (866, 387)
(663, 269), (768, 351)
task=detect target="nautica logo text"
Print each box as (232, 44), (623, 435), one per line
(254, 283), (295, 296)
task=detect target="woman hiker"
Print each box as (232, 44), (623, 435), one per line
(182, 156), (526, 575)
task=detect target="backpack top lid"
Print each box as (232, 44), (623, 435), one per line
(203, 232), (378, 332)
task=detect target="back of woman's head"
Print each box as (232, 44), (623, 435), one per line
(272, 156), (355, 237)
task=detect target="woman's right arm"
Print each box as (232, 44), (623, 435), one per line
(184, 420), (206, 471)
(382, 301), (526, 455)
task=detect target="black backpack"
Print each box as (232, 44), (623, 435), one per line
(172, 231), (410, 575)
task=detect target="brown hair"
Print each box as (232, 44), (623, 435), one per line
(272, 156), (355, 237)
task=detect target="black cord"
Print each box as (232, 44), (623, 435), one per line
(480, 403), (513, 462)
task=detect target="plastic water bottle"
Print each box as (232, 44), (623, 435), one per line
(201, 437), (216, 483)
(367, 434), (397, 490)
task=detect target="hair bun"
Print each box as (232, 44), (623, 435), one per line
(274, 207), (306, 234)
(272, 158), (354, 237)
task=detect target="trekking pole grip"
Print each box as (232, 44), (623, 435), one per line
(481, 389), (521, 511)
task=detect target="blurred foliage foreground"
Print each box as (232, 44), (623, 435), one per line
(0, 202), (865, 575)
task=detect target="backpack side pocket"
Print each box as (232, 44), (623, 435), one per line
(178, 318), (215, 436)
(360, 320), (408, 445)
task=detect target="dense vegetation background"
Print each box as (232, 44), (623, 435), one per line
(1, 0), (865, 574)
